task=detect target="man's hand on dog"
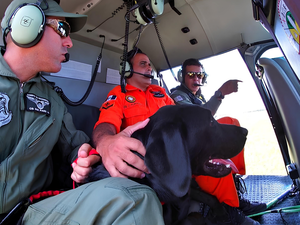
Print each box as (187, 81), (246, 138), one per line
(94, 119), (150, 179)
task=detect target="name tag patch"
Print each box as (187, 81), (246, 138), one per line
(25, 93), (50, 116)
(151, 91), (165, 98)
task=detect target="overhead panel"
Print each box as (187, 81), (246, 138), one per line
(138, 1), (213, 70)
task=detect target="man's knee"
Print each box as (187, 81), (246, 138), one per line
(85, 177), (162, 209)
(23, 178), (164, 225)
(78, 178), (164, 225)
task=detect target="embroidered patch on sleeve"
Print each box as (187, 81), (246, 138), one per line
(0, 92), (12, 127)
(105, 95), (117, 102)
(102, 101), (115, 110)
(174, 95), (184, 102)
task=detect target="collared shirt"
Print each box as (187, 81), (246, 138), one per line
(170, 84), (206, 106)
(170, 84), (221, 116)
(95, 84), (174, 133)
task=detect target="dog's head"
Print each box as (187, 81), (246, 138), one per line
(185, 107), (248, 178)
(133, 105), (247, 200)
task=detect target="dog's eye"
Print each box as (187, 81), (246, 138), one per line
(210, 120), (214, 126)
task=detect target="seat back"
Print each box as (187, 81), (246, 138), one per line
(66, 104), (100, 142)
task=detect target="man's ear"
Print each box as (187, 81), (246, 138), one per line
(144, 124), (191, 198)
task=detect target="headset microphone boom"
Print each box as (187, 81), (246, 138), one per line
(132, 71), (154, 79)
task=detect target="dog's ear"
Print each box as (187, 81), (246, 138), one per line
(144, 123), (191, 198)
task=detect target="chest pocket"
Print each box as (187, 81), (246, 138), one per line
(123, 103), (148, 118)
(123, 104), (149, 127)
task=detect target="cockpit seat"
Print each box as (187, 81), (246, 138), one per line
(66, 103), (100, 142)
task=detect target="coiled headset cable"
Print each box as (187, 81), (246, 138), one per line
(42, 35), (105, 106)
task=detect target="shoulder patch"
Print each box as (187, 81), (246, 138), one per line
(105, 95), (117, 102)
(0, 92), (13, 127)
(174, 95), (184, 102)
(102, 101), (115, 110)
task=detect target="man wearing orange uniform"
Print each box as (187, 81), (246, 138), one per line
(87, 49), (262, 224)
(92, 48), (174, 180)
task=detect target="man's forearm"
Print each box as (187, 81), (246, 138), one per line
(92, 123), (116, 146)
(203, 93), (222, 116)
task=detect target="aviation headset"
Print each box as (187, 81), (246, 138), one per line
(120, 47), (144, 78)
(4, 0), (46, 48)
(135, 0), (164, 25)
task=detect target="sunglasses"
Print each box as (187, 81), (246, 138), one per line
(186, 72), (205, 79)
(45, 19), (71, 38)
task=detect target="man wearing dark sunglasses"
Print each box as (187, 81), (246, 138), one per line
(0, 0), (164, 224)
(170, 58), (241, 115)
(45, 18), (71, 38)
(170, 58), (266, 224)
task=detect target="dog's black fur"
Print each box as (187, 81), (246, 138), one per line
(87, 105), (248, 224)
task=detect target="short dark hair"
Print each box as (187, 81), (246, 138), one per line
(127, 47), (144, 65)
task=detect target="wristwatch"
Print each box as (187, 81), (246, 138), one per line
(215, 90), (224, 100)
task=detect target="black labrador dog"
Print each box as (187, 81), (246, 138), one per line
(87, 105), (248, 224)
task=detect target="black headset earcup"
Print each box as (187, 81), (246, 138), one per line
(120, 47), (142, 78)
(202, 72), (208, 85)
(135, 5), (152, 25)
(177, 69), (183, 83)
(141, 4), (154, 22)
(9, 3), (45, 48)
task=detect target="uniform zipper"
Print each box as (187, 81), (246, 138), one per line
(18, 83), (23, 133)
(20, 82), (24, 94)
